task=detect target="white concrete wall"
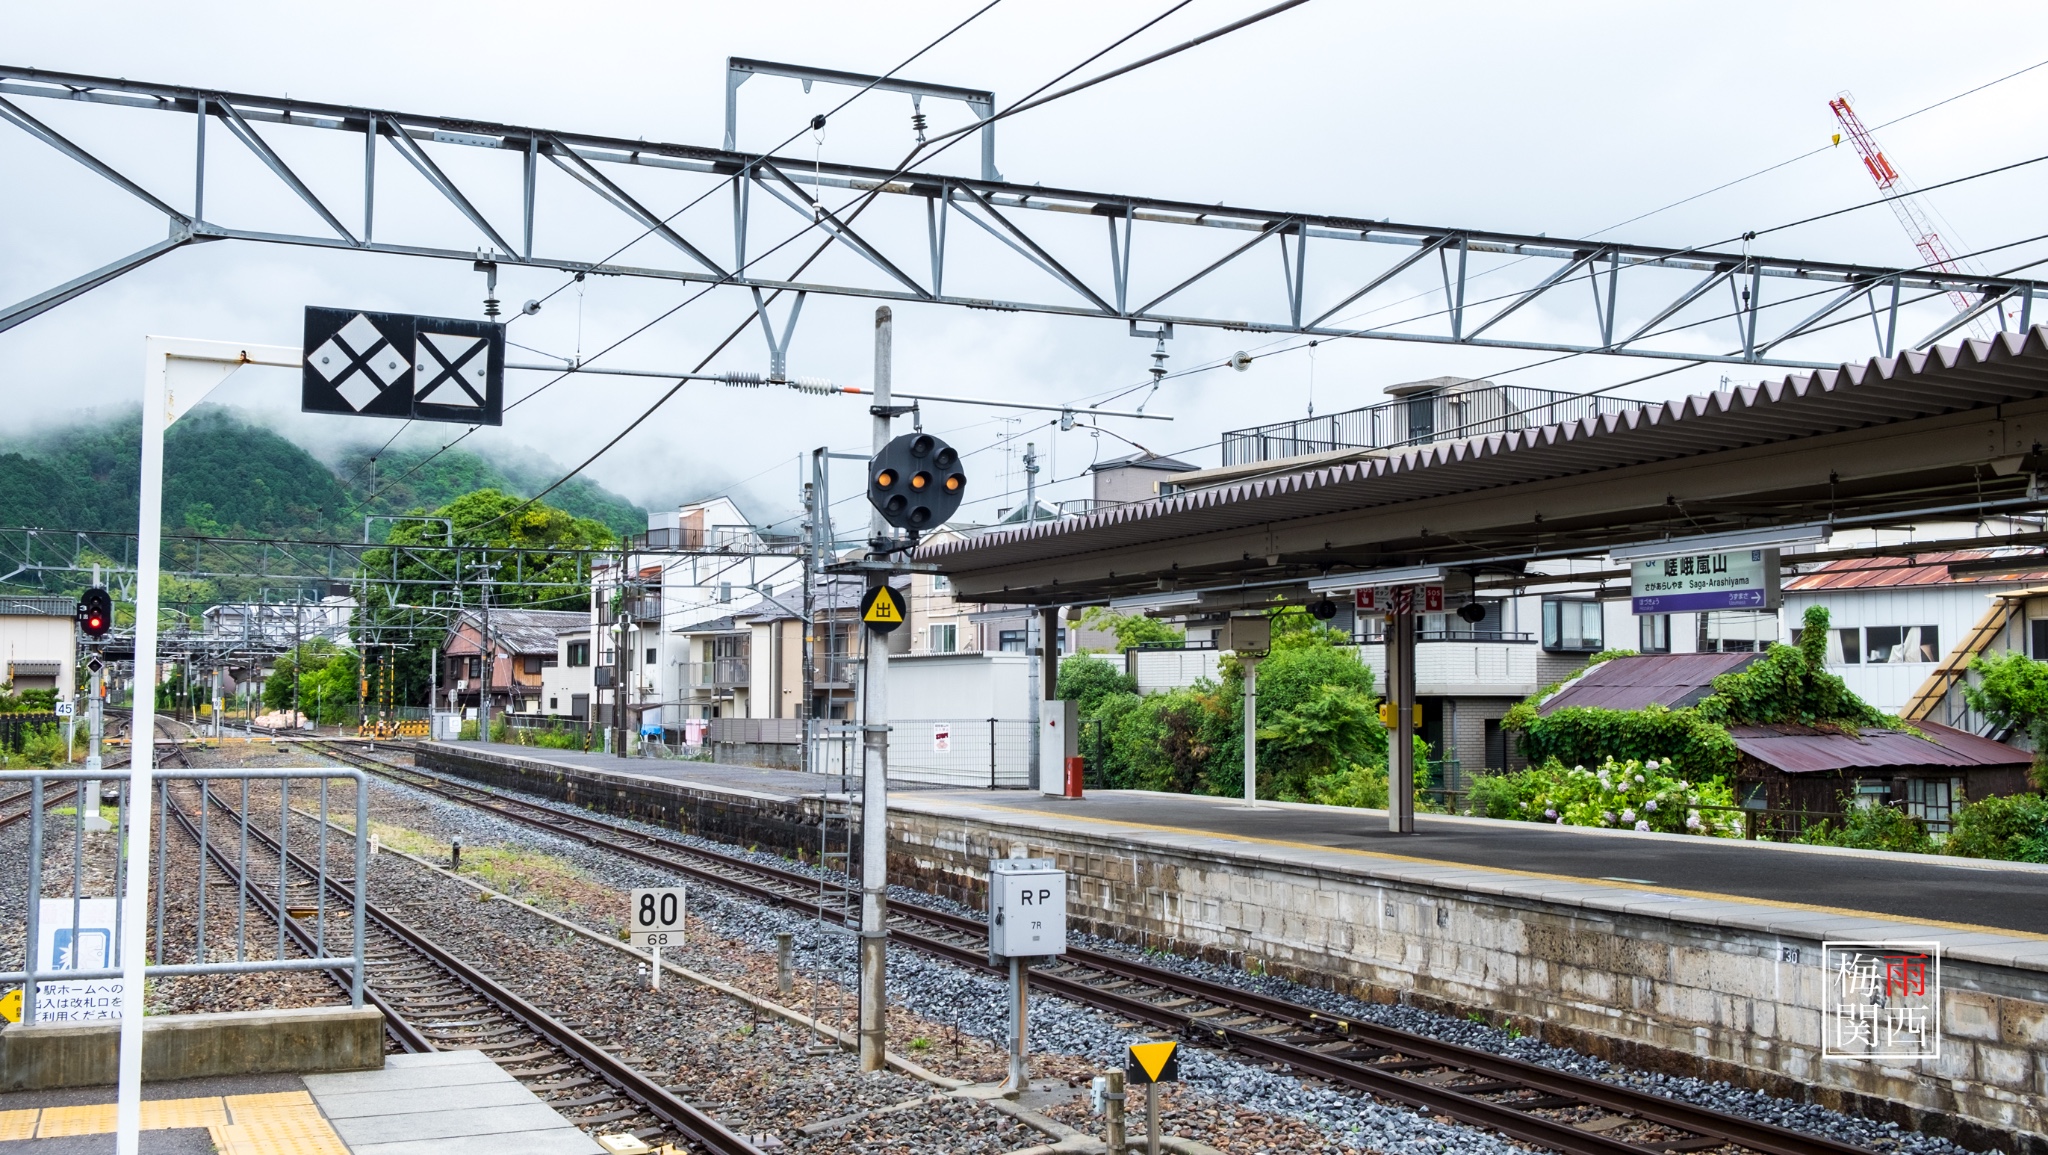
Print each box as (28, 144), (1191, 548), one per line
(0, 616), (75, 700)
(1130, 648), (1220, 694)
(1786, 584), (2016, 714)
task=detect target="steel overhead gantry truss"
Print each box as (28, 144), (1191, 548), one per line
(0, 526), (793, 596)
(2, 65), (2044, 373)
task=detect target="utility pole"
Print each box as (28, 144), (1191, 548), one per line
(1023, 443), (1041, 791)
(858, 305), (894, 1073)
(479, 559), (494, 745)
(611, 550), (630, 757)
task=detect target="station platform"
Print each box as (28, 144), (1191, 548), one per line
(416, 740), (949, 799)
(947, 788), (2048, 938)
(0, 1052), (597, 1154)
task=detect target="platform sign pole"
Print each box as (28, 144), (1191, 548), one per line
(859, 306), (894, 1074)
(1241, 655), (1261, 807)
(118, 337), (298, 1155)
(1388, 594), (1418, 834)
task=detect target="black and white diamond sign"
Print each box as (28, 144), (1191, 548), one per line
(302, 307), (504, 425)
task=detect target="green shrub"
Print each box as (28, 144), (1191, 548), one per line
(1301, 761), (1388, 809)
(1057, 654), (1137, 715)
(1944, 792), (2048, 863)
(1466, 756), (1739, 836)
(1506, 607), (1897, 773)
(1964, 653), (2048, 789)
(458, 719), (479, 740)
(1794, 801), (1935, 854)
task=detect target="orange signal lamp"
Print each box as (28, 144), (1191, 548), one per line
(944, 474), (964, 492)
(876, 469), (896, 488)
(910, 472), (930, 490)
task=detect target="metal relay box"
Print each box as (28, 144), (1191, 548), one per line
(988, 858), (1067, 959)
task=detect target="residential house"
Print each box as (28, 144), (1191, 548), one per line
(0, 595), (76, 700)
(539, 626), (593, 719)
(440, 608), (587, 719)
(1540, 652), (2032, 833)
(597, 497), (803, 735)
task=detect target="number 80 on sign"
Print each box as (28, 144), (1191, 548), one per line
(629, 887), (686, 947)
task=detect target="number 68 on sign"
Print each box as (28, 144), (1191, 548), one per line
(629, 887), (686, 947)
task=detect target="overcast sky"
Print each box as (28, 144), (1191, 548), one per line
(7, 1), (2048, 536)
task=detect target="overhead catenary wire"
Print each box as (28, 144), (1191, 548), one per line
(473, 0), (1313, 532)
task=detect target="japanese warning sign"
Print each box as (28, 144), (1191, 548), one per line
(34, 897), (122, 1023)
(861, 584), (906, 634)
(303, 307), (505, 425)
(1126, 1040), (1180, 1084)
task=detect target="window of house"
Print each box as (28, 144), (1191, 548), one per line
(1698, 610), (1778, 653)
(1482, 718), (1506, 770)
(1863, 625), (1938, 664)
(566, 641), (590, 667)
(929, 623), (957, 653)
(646, 647), (658, 666)
(2032, 619), (2048, 659)
(998, 629), (1027, 652)
(1638, 614), (1671, 653)
(523, 656), (543, 675)
(1905, 776), (1963, 834)
(548, 696), (558, 711)
(1541, 599), (1602, 651)
(465, 656), (481, 679)
(931, 574), (952, 593)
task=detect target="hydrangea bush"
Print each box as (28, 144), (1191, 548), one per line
(1468, 756), (1740, 837)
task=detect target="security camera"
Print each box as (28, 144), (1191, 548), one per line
(1308, 598), (1338, 621)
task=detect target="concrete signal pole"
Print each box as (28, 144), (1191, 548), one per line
(859, 305), (893, 1072)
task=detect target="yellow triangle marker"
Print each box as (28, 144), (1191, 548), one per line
(863, 588), (903, 624)
(1127, 1040), (1178, 1083)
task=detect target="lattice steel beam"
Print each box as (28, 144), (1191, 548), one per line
(4, 65), (2043, 369)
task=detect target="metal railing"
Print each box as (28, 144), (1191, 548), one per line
(2, 768), (367, 1022)
(1220, 383), (1645, 467)
(678, 659), (751, 689)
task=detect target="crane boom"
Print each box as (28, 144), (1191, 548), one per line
(1829, 92), (1985, 327)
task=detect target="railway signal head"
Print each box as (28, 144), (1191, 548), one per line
(77, 587), (113, 639)
(868, 432), (965, 532)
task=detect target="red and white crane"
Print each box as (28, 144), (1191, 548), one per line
(1829, 92), (1992, 335)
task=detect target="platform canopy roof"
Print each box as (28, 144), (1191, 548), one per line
(925, 327), (2048, 607)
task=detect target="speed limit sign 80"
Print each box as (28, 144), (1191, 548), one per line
(629, 886), (686, 947)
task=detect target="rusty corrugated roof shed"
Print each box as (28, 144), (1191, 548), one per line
(1729, 720), (2030, 773)
(1784, 550), (2048, 591)
(1539, 653), (1761, 713)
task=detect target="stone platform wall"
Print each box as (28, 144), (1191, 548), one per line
(889, 805), (2047, 1155)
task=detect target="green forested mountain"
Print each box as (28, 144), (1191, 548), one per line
(0, 406), (644, 546)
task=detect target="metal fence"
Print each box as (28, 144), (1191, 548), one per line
(2, 767), (367, 1023)
(887, 718), (1035, 788)
(1220, 383), (1645, 466)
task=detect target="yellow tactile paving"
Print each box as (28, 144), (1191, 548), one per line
(141, 1096), (231, 1129)
(0, 1108), (39, 1141)
(226, 1090), (317, 1112)
(35, 1102), (117, 1136)
(18, 1092), (347, 1154)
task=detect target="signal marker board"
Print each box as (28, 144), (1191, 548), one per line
(861, 584), (906, 633)
(1126, 1040), (1179, 1084)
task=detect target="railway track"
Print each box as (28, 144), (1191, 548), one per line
(309, 740), (1876, 1155)
(159, 780), (763, 1155)
(0, 785), (77, 829)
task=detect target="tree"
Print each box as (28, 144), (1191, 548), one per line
(357, 489), (615, 708)
(1076, 607), (1185, 651)
(1056, 654), (1136, 714)
(1964, 650), (2048, 789)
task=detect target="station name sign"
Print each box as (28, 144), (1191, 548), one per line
(1630, 548), (1781, 614)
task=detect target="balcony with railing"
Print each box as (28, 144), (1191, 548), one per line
(1219, 382), (1644, 467)
(678, 658), (752, 695)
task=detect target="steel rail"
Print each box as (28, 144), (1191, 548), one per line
(324, 745), (1875, 1155)
(182, 780), (763, 1155)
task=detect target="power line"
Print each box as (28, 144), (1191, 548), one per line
(479, 0), (1311, 531)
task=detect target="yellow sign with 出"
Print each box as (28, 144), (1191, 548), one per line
(0, 987), (21, 1023)
(860, 584), (906, 634)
